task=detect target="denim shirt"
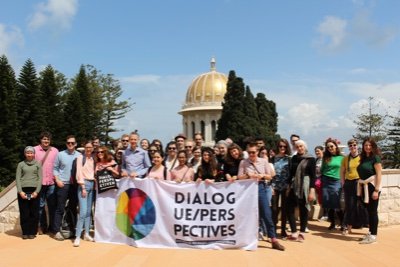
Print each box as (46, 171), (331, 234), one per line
(121, 147), (151, 178)
(272, 155), (291, 191)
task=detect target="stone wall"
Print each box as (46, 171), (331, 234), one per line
(0, 199), (20, 233)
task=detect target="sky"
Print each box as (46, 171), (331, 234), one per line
(1, 0), (400, 152)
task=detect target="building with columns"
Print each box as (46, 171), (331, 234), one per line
(179, 58), (227, 147)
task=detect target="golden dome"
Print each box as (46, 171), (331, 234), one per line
(181, 58), (227, 111)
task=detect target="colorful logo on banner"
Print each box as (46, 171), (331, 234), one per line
(116, 188), (156, 240)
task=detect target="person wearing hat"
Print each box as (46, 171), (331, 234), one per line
(16, 146), (43, 239)
(174, 133), (186, 151)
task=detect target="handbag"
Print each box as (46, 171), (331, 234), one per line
(96, 168), (118, 193)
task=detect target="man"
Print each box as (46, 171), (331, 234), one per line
(120, 134), (130, 150)
(52, 135), (79, 241)
(255, 137), (266, 149)
(121, 132), (151, 178)
(238, 142), (285, 251)
(194, 132), (203, 148)
(92, 136), (100, 153)
(175, 133), (186, 151)
(34, 132), (59, 234)
(184, 139), (195, 162)
(290, 134), (300, 155)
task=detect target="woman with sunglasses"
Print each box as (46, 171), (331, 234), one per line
(271, 139), (292, 238)
(73, 141), (96, 247)
(357, 137), (382, 244)
(286, 140), (316, 242)
(164, 141), (178, 171)
(340, 139), (364, 235)
(321, 138), (345, 231)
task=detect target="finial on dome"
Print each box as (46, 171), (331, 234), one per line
(210, 57), (216, 71)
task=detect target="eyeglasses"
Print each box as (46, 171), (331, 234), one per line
(168, 147), (176, 150)
(66, 142), (75, 145)
(97, 151), (104, 154)
(348, 144), (357, 148)
(122, 139), (129, 142)
(248, 151), (257, 154)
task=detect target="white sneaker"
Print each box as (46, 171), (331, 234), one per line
(73, 238), (80, 247)
(359, 234), (377, 244)
(53, 232), (65, 241)
(84, 234), (94, 242)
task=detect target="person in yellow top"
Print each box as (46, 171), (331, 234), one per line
(340, 139), (363, 235)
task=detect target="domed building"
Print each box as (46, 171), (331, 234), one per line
(179, 58), (227, 147)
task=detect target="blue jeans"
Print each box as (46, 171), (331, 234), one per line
(75, 180), (95, 238)
(258, 183), (276, 238)
(39, 184), (56, 232)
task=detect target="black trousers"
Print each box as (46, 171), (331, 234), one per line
(287, 189), (309, 233)
(365, 183), (380, 235)
(271, 189), (288, 234)
(18, 187), (40, 235)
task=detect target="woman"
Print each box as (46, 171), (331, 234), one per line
(195, 147), (218, 184)
(16, 146), (42, 239)
(321, 138), (345, 231)
(340, 139), (364, 235)
(146, 151), (171, 180)
(73, 141), (97, 247)
(287, 140), (316, 241)
(259, 146), (276, 177)
(164, 141), (178, 171)
(148, 144), (160, 161)
(314, 146), (327, 220)
(357, 138), (382, 244)
(223, 143), (243, 182)
(140, 139), (150, 150)
(238, 142), (285, 251)
(271, 139), (291, 238)
(171, 150), (194, 182)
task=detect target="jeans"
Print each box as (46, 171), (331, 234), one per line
(258, 183), (276, 238)
(53, 184), (71, 233)
(39, 184), (56, 232)
(75, 180), (95, 238)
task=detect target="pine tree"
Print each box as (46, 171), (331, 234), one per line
(353, 96), (387, 145)
(97, 73), (132, 145)
(17, 59), (46, 146)
(0, 55), (21, 186)
(216, 71), (247, 146)
(38, 65), (65, 147)
(385, 112), (400, 168)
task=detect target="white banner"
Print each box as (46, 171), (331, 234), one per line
(94, 178), (258, 250)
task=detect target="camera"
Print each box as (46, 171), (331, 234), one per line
(26, 193), (32, 200)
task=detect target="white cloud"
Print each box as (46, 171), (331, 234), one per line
(120, 75), (161, 84)
(0, 24), (24, 56)
(314, 16), (348, 52)
(351, 10), (397, 47)
(28, 0), (78, 31)
(349, 68), (368, 74)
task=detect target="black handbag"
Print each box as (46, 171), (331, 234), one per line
(96, 168), (118, 193)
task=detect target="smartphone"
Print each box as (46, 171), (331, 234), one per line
(26, 193), (32, 200)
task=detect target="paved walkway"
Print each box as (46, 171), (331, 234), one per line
(1, 220), (399, 267)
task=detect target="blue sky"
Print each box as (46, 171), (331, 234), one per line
(1, 0), (399, 151)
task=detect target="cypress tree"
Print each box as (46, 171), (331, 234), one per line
(0, 55), (21, 186)
(17, 59), (46, 146)
(216, 71), (247, 146)
(243, 86), (262, 138)
(255, 92), (279, 147)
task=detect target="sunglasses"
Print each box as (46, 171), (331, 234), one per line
(185, 146), (192, 148)
(248, 151), (257, 154)
(279, 145), (287, 148)
(168, 147), (176, 150)
(97, 151), (104, 154)
(122, 139), (129, 142)
(66, 142), (75, 145)
(348, 144), (357, 147)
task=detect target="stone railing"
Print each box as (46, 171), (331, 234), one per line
(1, 169), (400, 233)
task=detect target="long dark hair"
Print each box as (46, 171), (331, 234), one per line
(225, 143), (243, 166)
(276, 138), (291, 156)
(323, 138), (341, 163)
(360, 137), (381, 163)
(198, 147), (217, 176)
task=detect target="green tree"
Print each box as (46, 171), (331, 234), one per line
(216, 71), (247, 146)
(353, 96), (387, 144)
(243, 86), (262, 138)
(97, 73), (132, 145)
(0, 55), (21, 186)
(17, 59), (46, 146)
(38, 65), (65, 147)
(385, 111), (400, 168)
(255, 92), (279, 147)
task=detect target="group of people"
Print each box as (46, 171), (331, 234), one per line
(15, 130), (382, 250)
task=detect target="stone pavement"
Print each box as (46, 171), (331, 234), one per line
(0, 220), (399, 267)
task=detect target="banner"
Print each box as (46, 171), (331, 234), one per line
(94, 178), (258, 250)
